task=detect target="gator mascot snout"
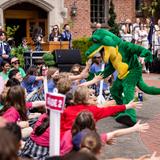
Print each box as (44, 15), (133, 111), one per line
(86, 29), (160, 126)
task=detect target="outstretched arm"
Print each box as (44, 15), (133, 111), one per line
(107, 120), (149, 141)
(69, 59), (92, 81)
(86, 61), (115, 82)
(79, 73), (103, 87)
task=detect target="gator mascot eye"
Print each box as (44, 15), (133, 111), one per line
(92, 38), (99, 43)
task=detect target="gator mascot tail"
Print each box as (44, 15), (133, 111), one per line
(138, 77), (160, 95)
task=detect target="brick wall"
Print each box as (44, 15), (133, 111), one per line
(113, 0), (136, 23)
(64, 0), (150, 39)
(64, 0), (92, 39)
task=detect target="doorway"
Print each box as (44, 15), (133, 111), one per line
(5, 19), (26, 46)
(4, 2), (48, 45)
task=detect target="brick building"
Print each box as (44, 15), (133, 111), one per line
(0, 0), (151, 42)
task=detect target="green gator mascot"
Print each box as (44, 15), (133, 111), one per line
(85, 29), (160, 126)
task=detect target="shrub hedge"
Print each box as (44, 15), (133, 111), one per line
(72, 37), (93, 64)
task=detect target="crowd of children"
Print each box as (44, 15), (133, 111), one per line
(0, 51), (159, 160)
(0, 20), (159, 160)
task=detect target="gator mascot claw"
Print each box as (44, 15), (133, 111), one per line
(86, 29), (160, 126)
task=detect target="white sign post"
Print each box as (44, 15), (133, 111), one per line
(46, 92), (65, 156)
(97, 63), (105, 105)
(42, 66), (48, 98)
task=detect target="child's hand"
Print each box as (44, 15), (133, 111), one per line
(133, 120), (149, 133)
(17, 121), (29, 128)
(126, 100), (142, 109)
(93, 73), (103, 82)
(106, 137), (116, 145)
(28, 113), (41, 119)
(150, 152), (160, 160)
(86, 59), (92, 67)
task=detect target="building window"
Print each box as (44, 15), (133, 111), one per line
(90, 0), (109, 24)
(136, 0), (142, 11)
(136, 0), (144, 17)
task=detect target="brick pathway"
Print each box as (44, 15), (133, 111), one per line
(97, 73), (160, 159)
(140, 114), (160, 156)
(140, 73), (160, 156)
(143, 73), (160, 88)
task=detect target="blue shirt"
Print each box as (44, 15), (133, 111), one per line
(0, 42), (10, 56)
(47, 79), (56, 93)
(22, 75), (37, 93)
(61, 31), (72, 48)
(90, 63), (108, 91)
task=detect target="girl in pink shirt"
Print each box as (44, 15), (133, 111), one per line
(0, 85), (45, 138)
(20, 110), (149, 160)
(60, 111), (149, 156)
(60, 111), (108, 155)
(0, 85), (45, 123)
(0, 85), (29, 122)
(20, 112), (49, 160)
(0, 85), (34, 138)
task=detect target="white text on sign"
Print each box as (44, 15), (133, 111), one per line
(46, 93), (65, 112)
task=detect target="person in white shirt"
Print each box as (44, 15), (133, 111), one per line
(138, 23), (149, 49)
(120, 19), (133, 42)
(154, 19), (160, 52)
(133, 18), (141, 44)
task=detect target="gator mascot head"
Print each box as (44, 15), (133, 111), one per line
(85, 29), (160, 96)
(85, 29), (122, 62)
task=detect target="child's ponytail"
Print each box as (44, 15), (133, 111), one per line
(35, 112), (50, 136)
(34, 117), (49, 136)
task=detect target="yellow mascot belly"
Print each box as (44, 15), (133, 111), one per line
(104, 46), (129, 79)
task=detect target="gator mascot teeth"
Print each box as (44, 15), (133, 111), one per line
(86, 29), (160, 126)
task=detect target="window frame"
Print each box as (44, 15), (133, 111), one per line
(90, 0), (109, 25)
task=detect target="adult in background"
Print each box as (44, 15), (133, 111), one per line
(10, 57), (26, 78)
(21, 37), (31, 51)
(7, 37), (15, 50)
(120, 19), (133, 42)
(49, 25), (61, 41)
(32, 26), (43, 51)
(61, 24), (72, 48)
(132, 18), (141, 44)
(138, 24), (150, 73)
(154, 19), (160, 51)
(90, 52), (109, 96)
(92, 22), (102, 34)
(0, 31), (11, 66)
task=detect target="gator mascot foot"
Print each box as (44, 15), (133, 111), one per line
(115, 114), (136, 127)
(85, 29), (160, 126)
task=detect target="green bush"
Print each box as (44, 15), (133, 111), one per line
(11, 45), (27, 67)
(42, 52), (55, 67)
(72, 37), (93, 64)
(5, 25), (19, 39)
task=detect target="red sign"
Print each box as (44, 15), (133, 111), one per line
(46, 93), (65, 112)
